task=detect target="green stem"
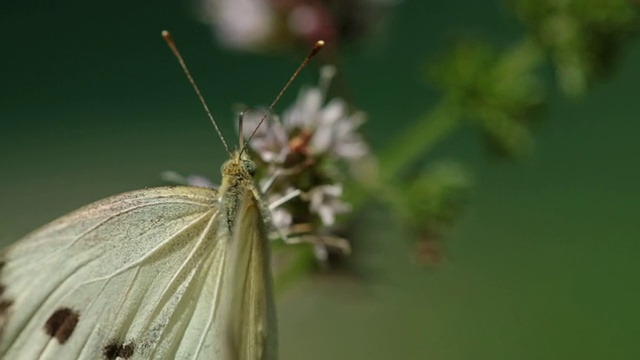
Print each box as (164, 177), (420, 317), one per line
(348, 101), (461, 207)
(379, 101), (461, 182)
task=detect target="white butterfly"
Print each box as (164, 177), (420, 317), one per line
(0, 156), (275, 359)
(0, 32), (324, 359)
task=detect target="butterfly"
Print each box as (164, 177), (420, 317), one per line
(0, 31), (324, 359)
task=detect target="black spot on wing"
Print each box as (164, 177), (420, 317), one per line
(103, 340), (135, 359)
(0, 298), (14, 336)
(0, 259), (13, 340)
(0, 297), (14, 337)
(0, 261), (5, 298)
(44, 307), (79, 344)
(0, 300), (13, 314)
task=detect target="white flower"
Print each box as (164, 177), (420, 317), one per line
(307, 97), (369, 160)
(199, 0), (395, 52)
(241, 111), (289, 164)
(307, 184), (351, 226)
(270, 207), (293, 232)
(281, 83), (369, 162)
(239, 67), (369, 234)
(263, 185), (298, 231)
(244, 74), (369, 166)
(200, 0), (275, 49)
(282, 87), (324, 129)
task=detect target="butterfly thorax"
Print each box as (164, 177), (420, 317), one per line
(218, 152), (260, 233)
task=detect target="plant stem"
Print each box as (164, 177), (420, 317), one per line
(348, 101), (461, 208)
(379, 101), (461, 182)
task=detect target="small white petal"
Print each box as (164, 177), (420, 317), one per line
(313, 243), (329, 262)
(271, 208), (293, 229)
(318, 206), (335, 226)
(310, 122), (333, 153)
(321, 99), (346, 125)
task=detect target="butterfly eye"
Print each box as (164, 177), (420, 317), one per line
(242, 160), (256, 177)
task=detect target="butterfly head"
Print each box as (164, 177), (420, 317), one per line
(221, 151), (257, 184)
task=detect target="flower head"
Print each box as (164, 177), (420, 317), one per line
(240, 66), (370, 262)
(198, 0), (395, 52)
(306, 184), (351, 227)
(242, 66), (369, 171)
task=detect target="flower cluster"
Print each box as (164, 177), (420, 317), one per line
(198, 0), (393, 51)
(240, 66), (369, 261)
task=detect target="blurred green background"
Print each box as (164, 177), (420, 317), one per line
(1, 1), (640, 359)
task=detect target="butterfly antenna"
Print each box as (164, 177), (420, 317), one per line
(240, 40), (325, 157)
(238, 108), (248, 150)
(162, 30), (232, 156)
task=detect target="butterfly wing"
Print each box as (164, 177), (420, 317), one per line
(0, 186), (231, 359)
(217, 188), (277, 360)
